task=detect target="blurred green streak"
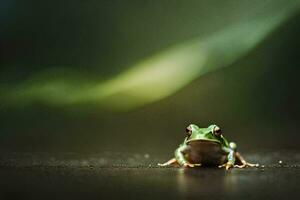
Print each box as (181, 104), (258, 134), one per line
(2, 1), (299, 110)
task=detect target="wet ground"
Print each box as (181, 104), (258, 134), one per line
(0, 150), (299, 200)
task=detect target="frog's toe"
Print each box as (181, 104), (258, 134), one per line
(219, 163), (233, 170)
(218, 164), (225, 168)
(193, 163), (202, 167)
(234, 162), (259, 168)
(183, 163), (195, 168)
(158, 158), (177, 167)
(234, 164), (246, 168)
(226, 164), (233, 170)
(246, 162), (259, 167)
(158, 162), (171, 167)
(182, 163), (202, 168)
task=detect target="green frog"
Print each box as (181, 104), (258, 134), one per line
(158, 124), (258, 170)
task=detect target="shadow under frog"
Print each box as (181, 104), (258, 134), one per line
(159, 124), (258, 170)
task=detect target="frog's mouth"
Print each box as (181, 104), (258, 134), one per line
(186, 138), (221, 144)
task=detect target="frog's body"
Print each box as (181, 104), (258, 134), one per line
(185, 140), (227, 166)
(159, 124), (258, 170)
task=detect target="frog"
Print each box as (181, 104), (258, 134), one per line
(158, 124), (258, 170)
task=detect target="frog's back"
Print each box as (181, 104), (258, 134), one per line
(187, 141), (227, 166)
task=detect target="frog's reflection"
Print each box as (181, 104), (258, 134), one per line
(176, 168), (239, 197)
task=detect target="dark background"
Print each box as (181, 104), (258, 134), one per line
(0, 0), (300, 155)
(1, 1), (300, 200)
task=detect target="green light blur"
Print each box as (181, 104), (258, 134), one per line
(2, 1), (299, 110)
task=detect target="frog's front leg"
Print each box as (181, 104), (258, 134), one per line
(157, 145), (188, 167)
(175, 145), (201, 168)
(234, 152), (259, 168)
(219, 145), (236, 170)
(158, 158), (178, 166)
(219, 141), (242, 170)
(157, 145), (192, 167)
(219, 142), (259, 169)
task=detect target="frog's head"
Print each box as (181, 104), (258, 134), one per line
(185, 124), (223, 144)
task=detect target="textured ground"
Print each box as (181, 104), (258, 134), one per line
(0, 150), (299, 200)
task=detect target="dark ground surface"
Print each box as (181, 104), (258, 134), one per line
(0, 150), (299, 200)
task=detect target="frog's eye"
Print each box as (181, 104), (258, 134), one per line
(213, 126), (222, 137)
(186, 126), (192, 137)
